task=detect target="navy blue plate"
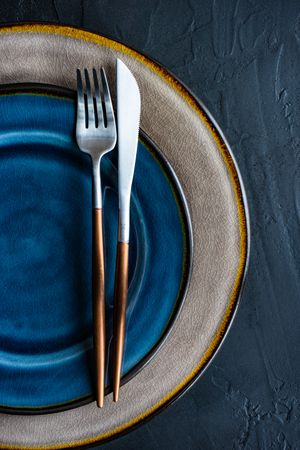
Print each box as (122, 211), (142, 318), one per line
(0, 85), (191, 413)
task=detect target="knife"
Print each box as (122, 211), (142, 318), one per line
(113, 59), (141, 402)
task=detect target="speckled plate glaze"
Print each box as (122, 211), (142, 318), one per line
(0, 25), (249, 449)
(0, 85), (191, 413)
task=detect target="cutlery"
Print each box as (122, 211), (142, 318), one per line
(113, 59), (141, 402)
(76, 68), (117, 407)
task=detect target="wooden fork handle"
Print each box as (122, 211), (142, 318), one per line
(93, 208), (106, 408)
(113, 241), (129, 402)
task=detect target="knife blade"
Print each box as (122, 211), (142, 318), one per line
(113, 59), (141, 402)
(117, 58), (141, 243)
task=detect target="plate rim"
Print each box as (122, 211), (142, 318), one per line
(0, 23), (250, 449)
(0, 83), (193, 416)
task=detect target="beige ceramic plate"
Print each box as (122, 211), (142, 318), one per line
(0, 24), (249, 449)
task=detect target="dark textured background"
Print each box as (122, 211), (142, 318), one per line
(2, 0), (299, 448)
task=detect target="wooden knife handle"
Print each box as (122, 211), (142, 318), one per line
(93, 208), (106, 408)
(113, 241), (129, 402)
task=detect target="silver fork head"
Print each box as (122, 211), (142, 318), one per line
(76, 67), (117, 161)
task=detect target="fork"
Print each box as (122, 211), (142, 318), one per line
(76, 68), (117, 408)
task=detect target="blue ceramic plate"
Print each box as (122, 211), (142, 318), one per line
(0, 85), (192, 413)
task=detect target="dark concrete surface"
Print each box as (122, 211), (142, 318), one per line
(2, 0), (300, 448)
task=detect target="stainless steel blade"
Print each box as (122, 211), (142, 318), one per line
(117, 58), (141, 242)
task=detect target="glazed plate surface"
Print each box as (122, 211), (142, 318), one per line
(0, 88), (191, 412)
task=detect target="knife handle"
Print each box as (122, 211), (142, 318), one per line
(93, 208), (106, 408)
(113, 241), (129, 402)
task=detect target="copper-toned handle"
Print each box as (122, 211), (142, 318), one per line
(113, 241), (129, 402)
(93, 208), (105, 408)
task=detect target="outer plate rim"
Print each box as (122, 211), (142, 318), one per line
(0, 23), (249, 449)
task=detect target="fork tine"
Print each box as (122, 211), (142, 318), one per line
(101, 68), (115, 127)
(76, 69), (86, 126)
(84, 69), (96, 128)
(93, 68), (104, 128)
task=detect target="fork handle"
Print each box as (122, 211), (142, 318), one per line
(93, 208), (105, 408)
(113, 241), (129, 402)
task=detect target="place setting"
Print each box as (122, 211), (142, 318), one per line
(0, 24), (249, 449)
